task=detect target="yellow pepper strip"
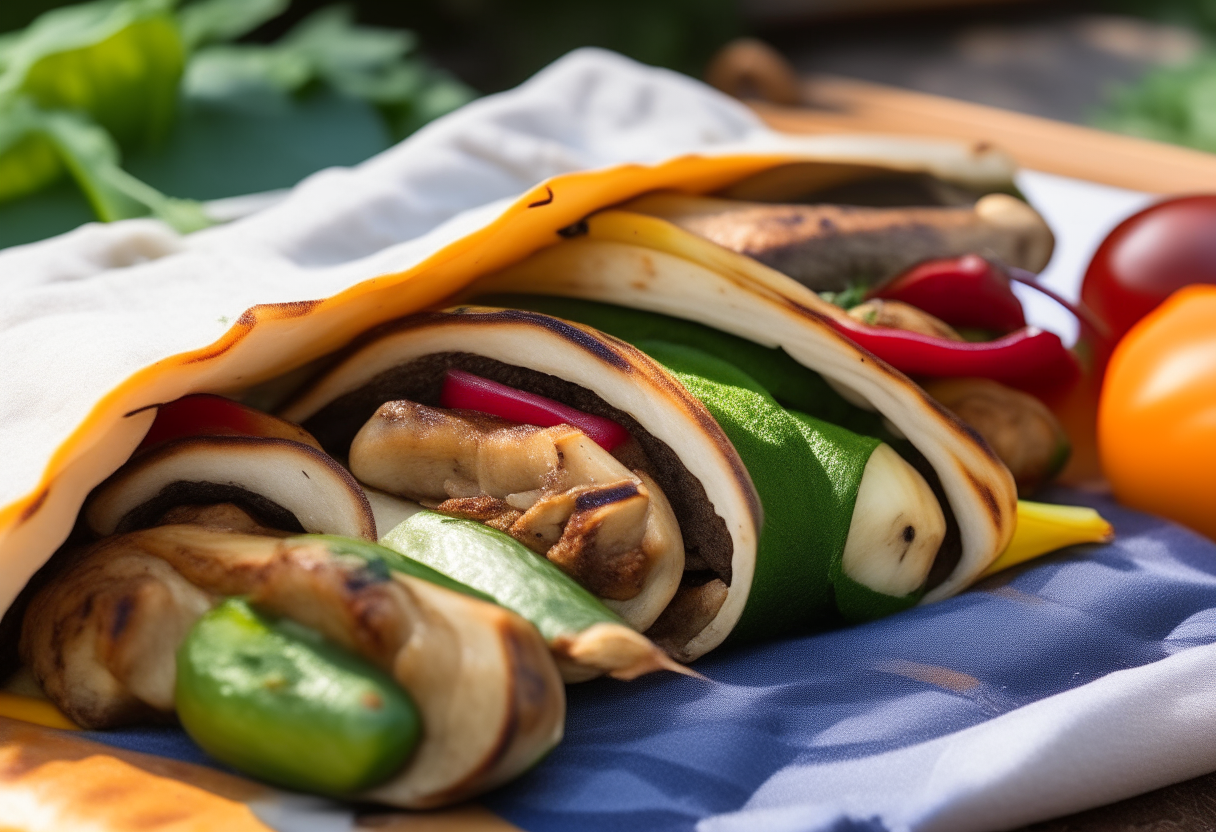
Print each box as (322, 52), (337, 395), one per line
(980, 501), (1114, 580)
(0, 691), (79, 731)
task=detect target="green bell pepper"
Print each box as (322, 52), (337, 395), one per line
(378, 513), (681, 680)
(295, 533), (498, 605)
(176, 597), (421, 795)
(380, 510), (627, 644)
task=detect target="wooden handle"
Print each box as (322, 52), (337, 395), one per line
(750, 74), (1216, 194)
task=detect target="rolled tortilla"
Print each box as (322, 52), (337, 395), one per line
(279, 297), (1011, 661)
(0, 139), (1025, 637)
(0, 140), (1047, 809)
(279, 308), (762, 661)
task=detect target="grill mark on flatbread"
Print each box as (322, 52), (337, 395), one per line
(305, 352), (734, 584)
(966, 470), (1005, 527)
(123, 402), (163, 418)
(340, 310), (633, 374)
(451, 308), (633, 371)
(527, 186), (555, 208)
(183, 301), (323, 364)
(17, 489), (49, 525)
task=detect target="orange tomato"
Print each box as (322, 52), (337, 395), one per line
(1098, 285), (1216, 540)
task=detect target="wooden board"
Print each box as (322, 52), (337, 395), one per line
(751, 74), (1216, 194)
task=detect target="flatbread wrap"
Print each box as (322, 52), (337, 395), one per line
(278, 261), (1017, 660)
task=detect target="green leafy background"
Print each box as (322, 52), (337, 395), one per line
(0, 0), (743, 251)
(1096, 0), (1216, 153)
(0, 0), (482, 249)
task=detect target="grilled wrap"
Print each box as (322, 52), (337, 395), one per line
(279, 300), (1014, 662)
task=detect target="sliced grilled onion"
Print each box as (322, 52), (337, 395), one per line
(85, 436), (377, 541)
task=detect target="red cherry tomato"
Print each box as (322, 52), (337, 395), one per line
(1082, 195), (1216, 341)
(440, 369), (629, 450)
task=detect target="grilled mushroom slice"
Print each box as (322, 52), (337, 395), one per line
(279, 307), (759, 661)
(923, 377), (1071, 496)
(84, 436), (377, 541)
(622, 191), (1054, 292)
(350, 400), (685, 629)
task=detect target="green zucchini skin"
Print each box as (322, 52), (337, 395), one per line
(786, 412), (922, 621)
(634, 340), (847, 639)
(379, 511), (626, 645)
(479, 293), (891, 439)
(175, 598), (421, 795)
(295, 534), (497, 604)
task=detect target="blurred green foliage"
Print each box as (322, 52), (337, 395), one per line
(0, 0), (205, 227)
(1111, 0), (1216, 35)
(1098, 0), (1216, 152)
(4, 0), (745, 92)
(1095, 54), (1216, 152)
(0, 0), (476, 248)
(181, 5), (473, 141)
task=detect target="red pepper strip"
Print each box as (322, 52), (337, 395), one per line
(440, 369), (630, 451)
(139, 394), (322, 451)
(827, 319), (1081, 395)
(1007, 266), (1113, 345)
(870, 255), (1027, 333)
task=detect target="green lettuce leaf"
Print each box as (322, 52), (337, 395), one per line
(182, 6), (476, 140)
(0, 96), (209, 231)
(178, 0), (289, 50)
(0, 0), (185, 148)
